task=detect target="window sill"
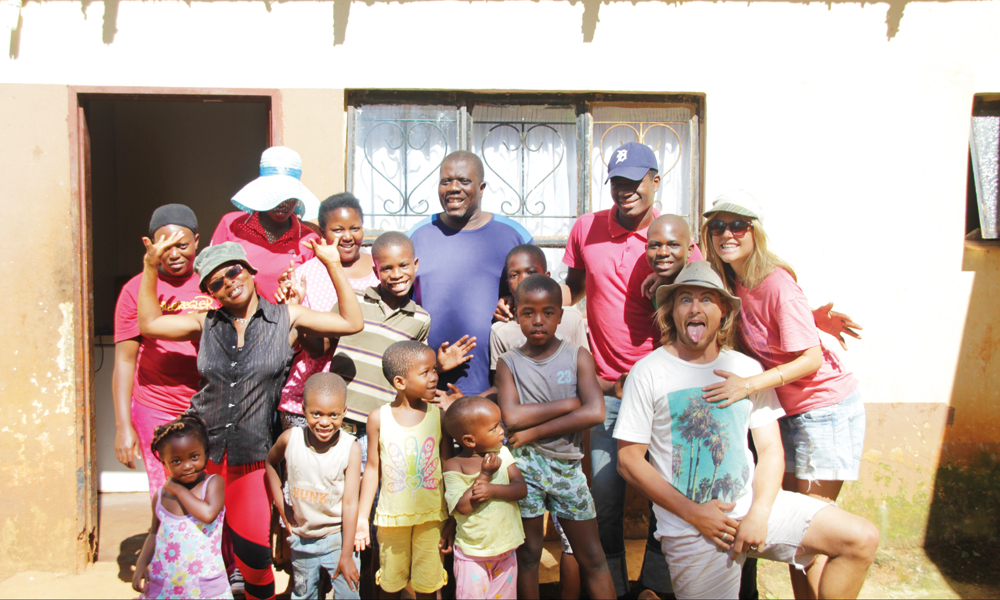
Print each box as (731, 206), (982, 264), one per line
(964, 229), (1000, 248)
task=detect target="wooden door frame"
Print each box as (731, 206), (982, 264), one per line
(67, 86), (281, 563)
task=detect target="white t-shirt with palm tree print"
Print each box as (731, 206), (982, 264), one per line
(614, 346), (784, 540)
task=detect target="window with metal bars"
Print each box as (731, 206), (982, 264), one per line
(346, 91), (705, 250)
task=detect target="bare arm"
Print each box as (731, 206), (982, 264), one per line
(618, 440), (740, 551)
(355, 409), (381, 552)
(334, 443), (362, 591)
(299, 335), (330, 359)
(112, 339), (142, 469)
(507, 348), (605, 446)
(132, 495), (160, 594)
(264, 430), (296, 531)
(564, 266), (586, 306)
(703, 346), (823, 408)
(470, 459), (528, 506)
(137, 233), (205, 341)
(439, 421), (454, 462)
(163, 474), (226, 524)
(495, 358), (581, 431)
(732, 420), (784, 554)
(288, 237), (364, 337)
(443, 457), (483, 516)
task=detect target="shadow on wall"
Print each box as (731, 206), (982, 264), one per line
(922, 234), (1000, 595)
(19, 0), (975, 51)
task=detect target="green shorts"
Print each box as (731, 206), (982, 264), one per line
(512, 445), (596, 521)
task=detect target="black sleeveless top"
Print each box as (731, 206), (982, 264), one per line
(190, 297), (293, 465)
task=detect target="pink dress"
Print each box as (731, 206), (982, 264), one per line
(144, 475), (232, 599)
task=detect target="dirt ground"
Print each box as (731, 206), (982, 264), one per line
(1, 492), (997, 599)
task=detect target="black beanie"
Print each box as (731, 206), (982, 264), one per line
(149, 204), (199, 237)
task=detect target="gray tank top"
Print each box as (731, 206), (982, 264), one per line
(499, 340), (583, 460)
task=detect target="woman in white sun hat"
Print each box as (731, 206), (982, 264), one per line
(699, 190), (865, 600)
(211, 146), (322, 302)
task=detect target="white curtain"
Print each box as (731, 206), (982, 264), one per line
(592, 107), (695, 227)
(970, 116), (1000, 239)
(474, 105), (578, 240)
(352, 105), (460, 232)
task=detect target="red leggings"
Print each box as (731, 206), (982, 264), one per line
(207, 456), (275, 600)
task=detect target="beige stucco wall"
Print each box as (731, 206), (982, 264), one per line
(281, 89), (347, 200)
(0, 84), (92, 581)
(3, 0), (1000, 572)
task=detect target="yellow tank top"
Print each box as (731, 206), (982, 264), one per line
(375, 404), (448, 527)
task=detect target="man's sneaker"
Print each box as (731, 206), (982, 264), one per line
(229, 568), (245, 597)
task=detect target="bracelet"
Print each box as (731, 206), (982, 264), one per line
(775, 366), (786, 386)
(745, 379), (751, 398)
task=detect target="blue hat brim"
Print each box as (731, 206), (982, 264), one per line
(606, 165), (653, 183)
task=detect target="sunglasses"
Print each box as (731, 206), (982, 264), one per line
(707, 219), (753, 238)
(207, 264), (245, 294)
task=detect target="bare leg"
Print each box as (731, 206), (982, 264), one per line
(517, 516), (545, 600)
(559, 552), (581, 600)
(558, 518), (616, 600)
(785, 476), (846, 599)
(797, 504), (879, 599)
(782, 473), (813, 600)
(379, 589), (401, 599)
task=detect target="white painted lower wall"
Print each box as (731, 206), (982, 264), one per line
(94, 342), (150, 493)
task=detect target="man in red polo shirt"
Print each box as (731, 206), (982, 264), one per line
(563, 142), (702, 597)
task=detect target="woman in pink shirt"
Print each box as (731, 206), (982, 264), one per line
(276, 192), (379, 431)
(699, 191), (865, 600)
(113, 204), (219, 498)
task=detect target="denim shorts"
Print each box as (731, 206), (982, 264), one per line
(779, 388), (865, 482)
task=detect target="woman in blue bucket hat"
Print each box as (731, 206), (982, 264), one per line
(210, 146), (322, 302)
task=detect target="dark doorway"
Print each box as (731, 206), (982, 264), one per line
(78, 93), (272, 495)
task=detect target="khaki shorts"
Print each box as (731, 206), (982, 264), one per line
(660, 490), (831, 599)
(376, 520), (448, 594)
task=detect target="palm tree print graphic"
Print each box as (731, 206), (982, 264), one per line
(668, 387), (751, 503)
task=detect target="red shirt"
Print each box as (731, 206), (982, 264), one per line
(736, 268), (857, 416)
(562, 208), (703, 381)
(114, 272), (218, 414)
(210, 211), (320, 301)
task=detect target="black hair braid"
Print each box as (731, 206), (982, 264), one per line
(150, 414), (210, 459)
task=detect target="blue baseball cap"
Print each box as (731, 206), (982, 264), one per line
(606, 142), (658, 182)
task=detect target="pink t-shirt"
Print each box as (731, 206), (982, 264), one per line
(210, 211), (320, 302)
(735, 268), (857, 417)
(562, 208), (704, 381)
(114, 272), (219, 414)
(277, 254), (380, 415)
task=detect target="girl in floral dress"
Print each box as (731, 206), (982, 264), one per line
(133, 416), (231, 599)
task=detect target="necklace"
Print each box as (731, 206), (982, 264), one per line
(233, 316), (250, 324)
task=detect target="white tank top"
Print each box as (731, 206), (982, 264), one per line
(285, 427), (356, 538)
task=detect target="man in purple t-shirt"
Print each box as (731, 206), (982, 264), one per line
(408, 151), (533, 397)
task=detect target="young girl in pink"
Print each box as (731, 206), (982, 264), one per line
(133, 415), (231, 600)
(700, 190), (864, 600)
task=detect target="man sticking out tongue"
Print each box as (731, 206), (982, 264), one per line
(612, 261), (879, 600)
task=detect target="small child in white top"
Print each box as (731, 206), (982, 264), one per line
(264, 373), (362, 600)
